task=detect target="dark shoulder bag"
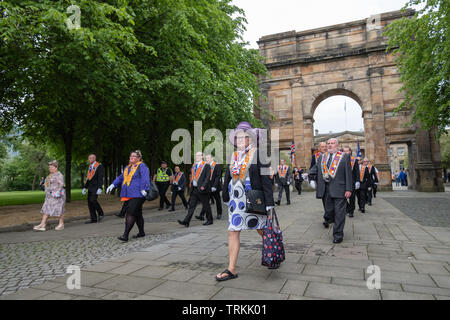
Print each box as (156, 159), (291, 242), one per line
(138, 165), (159, 201)
(246, 190), (267, 215)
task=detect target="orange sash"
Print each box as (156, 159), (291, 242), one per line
(173, 172), (183, 184)
(86, 162), (100, 181)
(210, 161), (216, 179)
(232, 148), (255, 181)
(350, 156), (356, 170)
(278, 165), (288, 178)
(122, 162), (141, 187)
(190, 161), (205, 186)
(360, 165), (367, 181)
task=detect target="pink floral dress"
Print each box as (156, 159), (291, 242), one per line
(40, 172), (66, 216)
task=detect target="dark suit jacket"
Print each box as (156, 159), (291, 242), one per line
(370, 166), (379, 185)
(223, 153), (274, 207)
(350, 158), (360, 191)
(171, 172), (186, 192)
(210, 163), (223, 192)
(358, 165), (374, 190)
(84, 163), (104, 192)
(309, 153), (353, 199)
(275, 165), (291, 186)
(190, 163), (211, 194)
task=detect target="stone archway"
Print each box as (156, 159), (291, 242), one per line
(256, 9), (444, 192)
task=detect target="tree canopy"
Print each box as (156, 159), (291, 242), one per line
(0, 0), (267, 197)
(385, 0), (449, 138)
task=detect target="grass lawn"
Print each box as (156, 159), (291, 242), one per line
(0, 189), (86, 206)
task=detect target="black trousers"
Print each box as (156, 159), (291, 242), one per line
(171, 189), (188, 209)
(367, 187), (373, 205)
(88, 191), (104, 222)
(277, 184), (290, 203)
(123, 197), (146, 238)
(156, 181), (171, 208)
(373, 184), (378, 198)
(183, 188), (212, 224)
(346, 190), (356, 215)
(323, 184), (347, 241)
(295, 180), (302, 195)
(356, 188), (368, 210)
(200, 191), (222, 218)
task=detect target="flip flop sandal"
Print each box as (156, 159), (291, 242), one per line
(215, 269), (238, 281)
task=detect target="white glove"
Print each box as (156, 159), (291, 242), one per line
(178, 187), (182, 191)
(301, 173), (308, 180)
(287, 181), (290, 185)
(141, 190), (147, 197)
(368, 187), (372, 191)
(355, 182), (360, 190)
(310, 180), (316, 189)
(211, 187), (217, 192)
(82, 188), (87, 195)
(96, 188), (102, 195)
(106, 184), (115, 194)
(266, 206), (275, 212)
(374, 182), (378, 185)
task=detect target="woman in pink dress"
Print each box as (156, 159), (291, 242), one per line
(33, 160), (66, 231)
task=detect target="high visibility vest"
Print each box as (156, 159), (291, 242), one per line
(156, 168), (170, 182)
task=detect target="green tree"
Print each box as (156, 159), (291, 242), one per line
(385, 0), (449, 138)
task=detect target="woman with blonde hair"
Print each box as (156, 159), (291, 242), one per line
(33, 160), (66, 231)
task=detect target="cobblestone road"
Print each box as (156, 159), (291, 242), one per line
(0, 229), (181, 296)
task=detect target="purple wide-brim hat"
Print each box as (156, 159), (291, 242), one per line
(228, 121), (266, 147)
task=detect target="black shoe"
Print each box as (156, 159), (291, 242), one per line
(216, 215), (222, 220)
(349, 214), (354, 218)
(98, 215), (104, 222)
(275, 201), (280, 206)
(132, 233), (145, 239)
(85, 220), (97, 224)
(168, 209), (175, 212)
(333, 239), (343, 244)
(114, 213), (125, 218)
(203, 221), (213, 226)
(158, 207), (163, 211)
(361, 209), (365, 213)
(368, 203), (372, 206)
(195, 215), (205, 221)
(286, 202), (291, 205)
(118, 236), (128, 242)
(177, 220), (189, 227)
(323, 221), (329, 228)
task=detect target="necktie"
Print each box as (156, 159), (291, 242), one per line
(326, 154), (333, 169)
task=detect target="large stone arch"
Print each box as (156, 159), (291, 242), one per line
(256, 9), (444, 192)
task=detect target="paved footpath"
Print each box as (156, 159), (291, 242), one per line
(1, 189), (449, 300)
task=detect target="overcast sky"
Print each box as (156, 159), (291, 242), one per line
(232, 0), (414, 133)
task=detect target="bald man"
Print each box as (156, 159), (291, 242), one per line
(309, 138), (352, 243)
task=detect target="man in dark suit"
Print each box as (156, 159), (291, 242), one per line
(275, 159), (292, 205)
(356, 157), (374, 213)
(82, 154), (105, 223)
(309, 138), (353, 243)
(169, 165), (188, 211)
(343, 146), (359, 218)
(196, 154), (223, 220)
(367, 161), (379, 204)
(178, 152), (212, 227)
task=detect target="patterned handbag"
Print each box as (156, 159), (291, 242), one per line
(261, 209), (286, 269)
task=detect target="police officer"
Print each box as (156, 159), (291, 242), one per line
(153, 160), (173, 211)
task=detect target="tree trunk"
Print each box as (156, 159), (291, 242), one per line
(64, 129), (73, 203)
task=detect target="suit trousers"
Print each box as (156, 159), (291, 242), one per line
(356, 188), (368, 210)
(295, 180), (302, 195)
(171, 189), (188, 209)
(323, 184), (347, 241)
(277, 184), (290, 203)
(156, 181), (171, 208)
(367, 187), (373, 205)
(346, 190), (356, 215)
(88, 191), (104, 221)
(184, 188), (212, 223)
(200, 191), (222, 218)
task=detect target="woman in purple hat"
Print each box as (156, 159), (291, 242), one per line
(215, 122), (275, 281)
